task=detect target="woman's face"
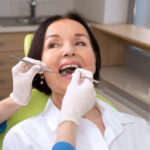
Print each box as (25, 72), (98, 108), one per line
(41, 18), (96, 100)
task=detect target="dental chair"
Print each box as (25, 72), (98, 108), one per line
(0, 34), (116, 150)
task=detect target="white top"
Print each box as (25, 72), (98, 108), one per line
(2, 97), (150, 150)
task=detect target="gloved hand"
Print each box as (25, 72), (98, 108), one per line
(59, 68), (97, 126)
(10, 57), (45, 105)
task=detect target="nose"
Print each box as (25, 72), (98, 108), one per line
(62, 44), (75, 57)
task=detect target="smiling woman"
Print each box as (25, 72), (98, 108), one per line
(40, 18), (97, 107)
(2, 12), (150, 150)
(28, 13), (101, 97)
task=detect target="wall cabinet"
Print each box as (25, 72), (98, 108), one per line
(0, 32), (33, 99)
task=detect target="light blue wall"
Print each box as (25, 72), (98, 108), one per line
(134, 0), (150, 28)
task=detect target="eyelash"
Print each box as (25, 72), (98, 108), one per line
(48, 41), (86, 49)
(48, 43), (59, 48)
(75, 41), (86, 46)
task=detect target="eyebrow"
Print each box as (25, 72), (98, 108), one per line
(45, 33), (89, 41)
(45, 34), (60, 40)
(74, 33), (89, 39)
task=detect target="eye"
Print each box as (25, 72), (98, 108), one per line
(75, 41), (86, 46)
(48, 43), (59, 48)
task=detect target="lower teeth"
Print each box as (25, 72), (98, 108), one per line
(61, 70), (74, 76)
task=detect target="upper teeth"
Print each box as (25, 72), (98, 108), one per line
(60, 64), (79, 71)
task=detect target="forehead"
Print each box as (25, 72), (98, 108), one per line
(45, 18), (89, 37)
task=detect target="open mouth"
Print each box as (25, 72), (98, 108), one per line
(59, 64), (80, 76)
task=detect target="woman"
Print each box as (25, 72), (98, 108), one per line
(2, 13), (150, 150)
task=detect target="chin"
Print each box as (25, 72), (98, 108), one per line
(63, 79), (71, 91)
(53, 79), (71, 97)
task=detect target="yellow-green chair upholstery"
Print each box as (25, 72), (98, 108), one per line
(24, 34), (34, 57)
(0, 34), (116, 150)
(0, 90), (49, 149)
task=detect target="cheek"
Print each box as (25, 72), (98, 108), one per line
(41, 51), (69, 94)
(41, 52), (54, 68)
(43, 71), (70, 96)
(41, 52), (58, 88)
(83, 50), (96, 73)
(43, 72), (56, 89)
(41, 50), (61, 73)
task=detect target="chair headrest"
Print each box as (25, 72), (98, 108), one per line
(24, 34), (34, 56)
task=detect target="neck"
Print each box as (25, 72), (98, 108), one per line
(84, 106), (105, 136)
(51, 92), (64, 109)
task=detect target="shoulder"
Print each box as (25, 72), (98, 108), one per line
(96, 97), (150, 132)
(120, 112), (150, 128)
(3, 114), (46, 147)
(115, 110), (150, 140)
(16, 114), (43, 128)
(111, 104), (150, 131)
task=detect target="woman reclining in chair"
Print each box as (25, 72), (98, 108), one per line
(1, 12), (150, 150)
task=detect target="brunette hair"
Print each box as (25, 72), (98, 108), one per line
(28, 12), (101, 95)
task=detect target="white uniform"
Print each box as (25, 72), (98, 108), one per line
(2, 97), (150, 150)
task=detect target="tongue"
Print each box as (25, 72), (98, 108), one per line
(61, 68), (75, 76)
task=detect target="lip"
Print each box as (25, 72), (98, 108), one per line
(62, 74), (73, 79)
(58, 61), (81, 71)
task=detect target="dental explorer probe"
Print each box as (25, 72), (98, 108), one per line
(10, 55), (99, 84)
(10, 55), (58, 74)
